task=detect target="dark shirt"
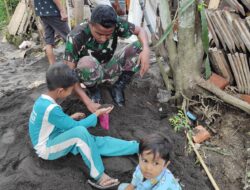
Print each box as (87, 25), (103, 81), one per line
(64, 17), (135, 64)
(34, 0), (60, 17)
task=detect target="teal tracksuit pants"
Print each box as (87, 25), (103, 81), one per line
(46, 126), (139, 180)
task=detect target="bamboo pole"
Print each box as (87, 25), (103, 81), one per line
(186, 132), (220, 190)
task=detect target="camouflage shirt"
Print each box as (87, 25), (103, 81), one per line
(64, 17), (135, 64)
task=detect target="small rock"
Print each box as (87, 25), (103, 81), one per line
(157, 88), (171, 103)
(1, 129), (15, 144)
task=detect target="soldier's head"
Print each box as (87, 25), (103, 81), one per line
(89, 5), (117, 44)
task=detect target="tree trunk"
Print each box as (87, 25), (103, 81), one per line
(177, 0), (204, 97)
(158, 0), (250, 114)
(160, 0), (203, 97)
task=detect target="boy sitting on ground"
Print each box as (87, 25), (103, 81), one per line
(28, 63), (139, 189)
(118, 133), (182, 190)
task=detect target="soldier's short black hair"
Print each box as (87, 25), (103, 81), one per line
(90, 5), (117, 28)
(46, 63), (78, 91)
(139, 133), (172, 162)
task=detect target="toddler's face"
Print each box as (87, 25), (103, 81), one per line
(139, 150), (167, 179)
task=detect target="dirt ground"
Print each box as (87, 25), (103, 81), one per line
(0, 38), (249, 190)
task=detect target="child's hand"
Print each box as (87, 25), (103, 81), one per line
(70, 112), (86, 120)
(95, 106), (114, 116)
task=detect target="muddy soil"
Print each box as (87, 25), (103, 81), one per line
(0, 38), (248, 190)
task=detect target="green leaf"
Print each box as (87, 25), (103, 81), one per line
(153, 23), (173, 48)
(204, 56), (212, 79)
(199, 2), (212, 79)
(200, 7), (209, 53)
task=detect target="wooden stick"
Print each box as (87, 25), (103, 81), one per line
(186, 132), (220, 190)
(197, 77), (250, 114)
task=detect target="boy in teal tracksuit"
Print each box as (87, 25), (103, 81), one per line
(29, 63), (138, 189)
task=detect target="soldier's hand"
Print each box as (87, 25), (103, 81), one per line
(87, 101), (101, 113)
(138, 48), (150, 77)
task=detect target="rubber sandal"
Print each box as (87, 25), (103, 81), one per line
(87, 179), (120, 189)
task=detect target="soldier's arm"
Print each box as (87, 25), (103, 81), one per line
(64, 32), (100, 112)
(133, 26), (150, 77)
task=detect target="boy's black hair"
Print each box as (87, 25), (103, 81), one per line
(46, 63), (79, 91)
(90, 5), (117, 28)
(139, 133), (172, 162)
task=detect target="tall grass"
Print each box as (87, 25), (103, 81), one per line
(0, 0), (19, 29)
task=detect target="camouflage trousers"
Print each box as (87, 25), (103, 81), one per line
(76, 41), (142, 87)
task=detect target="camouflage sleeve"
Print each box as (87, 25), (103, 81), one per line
(116, 17), (136, 38)
(64, 35), (80, 64)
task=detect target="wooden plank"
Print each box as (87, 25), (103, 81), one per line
(246, 16), (250, 31)
(245, 55), (250, 94)
(233, 18), (250, 52)
(233, 53), (245, 93)
(240, 0), (250, 11)
(208, 0), (220, 9)
(217, 50), (234, 84)
(236, 53), (247, 94)
(215, 10), (235, 53)
(225, 0), (245, 16)
(238, 19), (250, 52)
(223, 10), (246, 52)
(228, 54), (242, 92)
(210, 11), (233, 52)
(222, 10), (241, 50)
(240, 53), (250, 94)
(209, 48), (234, 84)
(209, 48), (223, 75)
(209, 12), (227, 50)
(17, 4), (29, 34)
(7, 1), (26, 35)
(205, 10), (220, 48)
(215, 10), (235, 52)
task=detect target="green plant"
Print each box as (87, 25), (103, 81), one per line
(169, 110), (192, 132)
(0, 0), (19, 29)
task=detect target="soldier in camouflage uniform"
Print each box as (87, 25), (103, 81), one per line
(64, 5), (149, 111)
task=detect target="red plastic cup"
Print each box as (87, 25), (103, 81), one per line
(99, 114), (109, 130)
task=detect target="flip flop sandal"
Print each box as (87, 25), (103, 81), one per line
(87, 179), (120, 189)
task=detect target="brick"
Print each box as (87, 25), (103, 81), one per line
(208, 73), (229, 90)
(240, 94), (250, 104)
